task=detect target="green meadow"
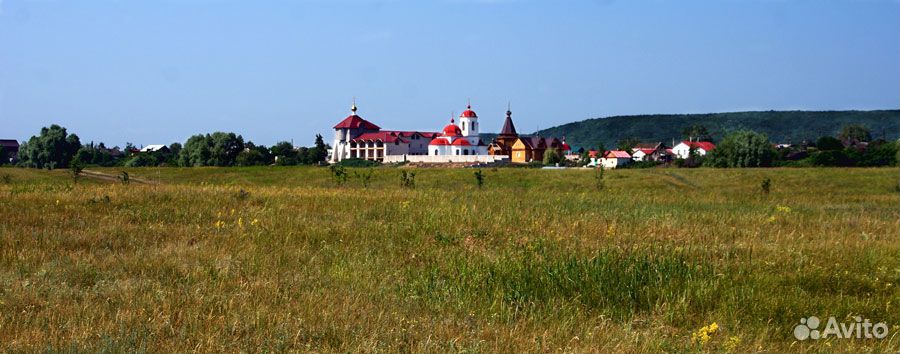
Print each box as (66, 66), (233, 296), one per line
(0, 166), (897, 353)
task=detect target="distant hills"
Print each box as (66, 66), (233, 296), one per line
(528, 110), (899, 149)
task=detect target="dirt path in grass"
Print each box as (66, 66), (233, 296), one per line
(81, 169), (160, 185)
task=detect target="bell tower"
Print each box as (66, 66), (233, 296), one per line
(459, 101), (478, 137)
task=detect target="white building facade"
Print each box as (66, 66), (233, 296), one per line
(427, 105), (489, 157)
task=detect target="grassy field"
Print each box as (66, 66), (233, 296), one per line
(0, 166), (897, 353)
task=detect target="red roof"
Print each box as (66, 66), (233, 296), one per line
(451, 139), (472, 146)
(588, 149), (599, 158)
(429, 137), (450, 146)
(460, 104), (477, 118)
(681, 141), (716, 151)
(442, 123), (462, 137)
(634, 148), (655, 155)
(350, 131), (407, 143)
(334, 115), (381, 130)
(561, 143), (571, 151)
(604, 150), (631, 159)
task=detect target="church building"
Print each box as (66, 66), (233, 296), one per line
(427, 104), (489, 157)
(330, 103), (438, 162)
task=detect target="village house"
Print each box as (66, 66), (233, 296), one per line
(671, 141), (716, 159)
(630, 142), (668, 162)
(0, 139), (20, 163)
(139, 145), (171, 153)
(600, 150), (632, 169)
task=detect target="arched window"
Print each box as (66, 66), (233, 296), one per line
(462, 122), (466, 130)
(463, 149), (469, 155)
(434, 149), (439, 155)
(455, 149), (459, 155)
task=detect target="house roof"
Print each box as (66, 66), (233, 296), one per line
(334, 114), (381, 130)
(139, 144), (168, 152)
(351, 131), (408, 143)
(460, 104), (477, 118)
(681, 141), (716, 151)
(604, 150), (632, 158)
(429, 137), (450, 146)
(0, 139), (19, 149)
(499, 110), (518, 137)
(633, 142), (663, 150)
(451, 138), (472, 146)
(588, 149), (599, 158)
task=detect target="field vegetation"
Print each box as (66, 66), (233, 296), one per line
(0, 166), (897, 352)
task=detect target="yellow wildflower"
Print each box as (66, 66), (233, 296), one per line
(237, 217), (243, 228)
(691, 322), (719, 346)
(775, 205), (791, 213)
(251, 218), (259, 226)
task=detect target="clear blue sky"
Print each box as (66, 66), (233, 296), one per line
(1, 0), (898, 147)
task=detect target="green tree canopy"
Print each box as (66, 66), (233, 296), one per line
(838, 124), (872, 142)
(18, 124), (82, 169)
(705, 130), (775, 167)
(177, 132), (245, 166)
(816, 136), (844, 151)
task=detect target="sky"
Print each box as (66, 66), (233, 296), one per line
(1, 0), (898, 147)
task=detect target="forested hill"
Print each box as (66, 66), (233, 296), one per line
(533, 110), (899, 149)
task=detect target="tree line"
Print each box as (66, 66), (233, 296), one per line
(8, 124), (329, 169)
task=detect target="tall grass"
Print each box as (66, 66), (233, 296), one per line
(0, 166), (896, 352)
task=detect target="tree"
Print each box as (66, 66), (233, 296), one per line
(270, 141), (298, 166)
(179, 134), (212, 167)
(236, 142), (272, 166)
(0, 146), (6, 165)
(838, 124), (872, 142)
(705, 130), (775, 167)
(177, 132), (244, 166)
(18, 124), (82, 169)
(542, 148), (562, 165)
(682, 125), (712, 142)
(168, 142), (183, 157)
(208, 132), (244, 166)
(815, 136), (844, 151)
(311, 134), (328, 163)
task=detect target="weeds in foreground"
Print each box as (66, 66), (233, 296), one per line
(400, 170), (416, 189)
(354, 168), (374, 188)
(474, 169), (484, 189)
(594, 165), (605, 190)
(70, 161), (84, 184)
(329, 165), (348, 186)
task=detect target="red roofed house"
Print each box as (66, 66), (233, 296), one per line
(331, 103), (438, 162)
(600, 150), (632, 169)
(630, 142), (668, 162)
(671, 141), (716, 159)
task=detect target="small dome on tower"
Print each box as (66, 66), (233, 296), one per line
(460, 104), (477, 118)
